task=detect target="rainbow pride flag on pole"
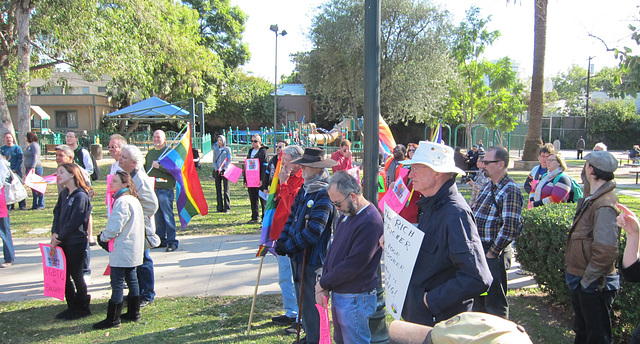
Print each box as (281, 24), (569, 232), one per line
(158, 123), (208, 229)
(257, 153), (282, 256)
(379, 115), (396, 157)
(431, 119), (443, 144)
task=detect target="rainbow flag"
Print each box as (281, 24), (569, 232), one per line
(158, 123), (208, 229)
(431, 120), (443, 144)
(258, 153), (282, 256)
(379, 115), (396, 157)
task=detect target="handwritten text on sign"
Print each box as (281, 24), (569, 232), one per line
(383, 204), (423, 320)
(39, 243), (66, 301)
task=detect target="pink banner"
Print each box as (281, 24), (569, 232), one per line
(346, 167), (360, 183)
(316, 296), (332, 344)
(42, 174), (57, 183)
(25, 169), (47, 194)
(223, 163), (242, 183)
(39, 243), (66, 301)
(398, 167), (409, 180)
(378, 177), (410, 213)
(244, 158), (260, 187)
(105, 174), (114, 217)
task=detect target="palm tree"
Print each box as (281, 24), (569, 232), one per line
(522, 0), (547, 160)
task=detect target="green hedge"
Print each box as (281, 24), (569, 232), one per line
(516, 203), (639, 340)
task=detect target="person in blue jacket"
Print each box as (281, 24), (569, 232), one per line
(399, 141), (492, 327)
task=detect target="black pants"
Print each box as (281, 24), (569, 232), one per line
(571, 287), (616, 344)
(214, 171), (230, 212)
(473, 245), (510, 319)
(247, 187), (265, 221)
(61, 241), (88, 301)
(577, 150), (584, 159)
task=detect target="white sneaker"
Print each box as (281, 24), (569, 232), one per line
(83, 274), (92, 284)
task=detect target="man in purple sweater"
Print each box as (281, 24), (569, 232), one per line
(315, 171), (383, 344)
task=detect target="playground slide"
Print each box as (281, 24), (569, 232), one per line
(304, 118), (352, 145)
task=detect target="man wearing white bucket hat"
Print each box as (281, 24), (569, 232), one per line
(399, 141), (492, 327)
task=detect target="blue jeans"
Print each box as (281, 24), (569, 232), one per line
(571, 286), (616, 344)
(110, 266), (139, 303)
(138, 249), (155, 302)
(31, 166), (44, 209)
(331, 290), (377, 344)
(155, 188), (178, 247)
(0, 217), (14, 263)
(277, 254), (298, 318)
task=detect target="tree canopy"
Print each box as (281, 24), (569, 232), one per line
(294, 0), (456, 125)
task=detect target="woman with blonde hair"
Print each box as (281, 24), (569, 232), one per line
(50, 163), (93, 320)
(530, 152), (571, 207)
(94, 171), (145, 329)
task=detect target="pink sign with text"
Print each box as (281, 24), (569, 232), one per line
(223, 163), (243, 183)
(244, 158), (260, 187)
(39, 243), (66, 301)
(316, 296), (332, 344)
(25, 169), (47, 194)
(378, 177), (410, 213)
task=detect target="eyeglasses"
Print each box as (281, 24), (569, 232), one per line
(332, 193), (350, 208)
(483, 160), (501, 165)
(408, 149), (416, 152)
(251, 140), (259, 143)
(108, 145), (119, 149)
(547, 158), (558, 162)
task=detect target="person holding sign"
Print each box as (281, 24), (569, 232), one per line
(213, 135), (232, 213)
(316, 171), (383, 344)
(94, 171), (145, 330)
(398, 141), (491, 327)
(244, 134), (269, 224)
(0, 159), (14, 268)
(50, 163), (93, 320)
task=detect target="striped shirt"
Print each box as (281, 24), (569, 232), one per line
(473, 174), (524, 257)
(530, 173), (571, 207)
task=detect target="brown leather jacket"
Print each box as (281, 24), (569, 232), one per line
(565, 180), (620, 287)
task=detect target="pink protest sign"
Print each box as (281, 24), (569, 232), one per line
(398, 167), (409, 180)
(42, 174), (57, 184)
(315, 296), (332, 344)
(105, 174), (114, 216)
(223, 163), (242, 183)
(25, 169), (47, 194)
(39, 243), (66, 301)
(346, 167), (360, 183)
(378, 177), (410, 213)
(244, 158), (260, 187)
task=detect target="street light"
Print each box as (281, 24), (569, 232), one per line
(270, 24), (287, 152)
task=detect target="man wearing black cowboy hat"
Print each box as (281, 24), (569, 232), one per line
(275, 147), (336, 344)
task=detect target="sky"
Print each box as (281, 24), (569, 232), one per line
(230, 0), (640, 83)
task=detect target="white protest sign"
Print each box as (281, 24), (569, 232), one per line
(383, 203), (424, 320)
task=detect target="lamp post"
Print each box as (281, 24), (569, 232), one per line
(270, 24), (287, 152)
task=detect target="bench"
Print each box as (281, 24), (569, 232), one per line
(630, 170), (640, 184)
(45, 144), (57, 158)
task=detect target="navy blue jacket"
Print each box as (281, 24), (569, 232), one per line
(52, 188), (92, 245)
(402, 179), (492, 326)
(278, 187), (333, 266)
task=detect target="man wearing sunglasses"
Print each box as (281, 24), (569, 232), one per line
(331, 139), (353, 173)
(472, 146), (524, 320)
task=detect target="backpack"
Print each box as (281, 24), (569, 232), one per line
(90, 153), (99, 181)
(553, 173), (583, 203)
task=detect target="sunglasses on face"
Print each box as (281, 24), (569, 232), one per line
(483, 160), (501, 165)
(408, 149), (416, 152)
(251, 140), (259, 143)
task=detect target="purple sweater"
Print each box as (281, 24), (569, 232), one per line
(319, 205), (383, 294)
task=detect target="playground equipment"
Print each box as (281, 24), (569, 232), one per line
(303, 118), (352, 145)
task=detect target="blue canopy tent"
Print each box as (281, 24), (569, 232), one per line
(105, 97), (204, 152)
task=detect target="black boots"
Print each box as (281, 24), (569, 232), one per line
(93, 301), (123, 330)
(56, 295), (91, 320)
(121, 295), (141, 322)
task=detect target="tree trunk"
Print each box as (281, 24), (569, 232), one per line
(0, 72), (16, 139)
(16, 0), (33, 148)
(523, 0), (547, 161)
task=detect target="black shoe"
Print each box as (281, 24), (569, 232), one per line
(93, 301), (123, 330)
(272, 314), (297, 325)
(292, 336), (308, 344)
(246, 219), (259, 224)
(121, 295), (141, 322)
(140, 299), (152, 308)
(65, 295), (91, 320)
(166, 244), (178, 252)
(285, 324), (303, 335)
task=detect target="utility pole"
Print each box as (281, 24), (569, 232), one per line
(585, 56), (593, 127)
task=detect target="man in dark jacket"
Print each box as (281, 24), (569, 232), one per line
(244, 134), (269, 224)
(399, 141), (492, 327)
(275, 147), (336, 344)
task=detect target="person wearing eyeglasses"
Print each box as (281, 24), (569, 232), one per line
(397, 141), (491, 327)
(472, 146), (523, 320)
(529, 152), (571, 207)
(274, 147), (336, 344)
(108, 134), (127, 175)
(244, 134), (269, 224)
(331, 139), (353, 173)
(315, 171), (383, 343)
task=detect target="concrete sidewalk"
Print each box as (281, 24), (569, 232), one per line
(0, 235), (282, 302)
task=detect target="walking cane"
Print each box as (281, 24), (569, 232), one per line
(296, 213), (311, 344)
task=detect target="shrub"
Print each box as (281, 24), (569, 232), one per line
(516, 203), (575, 305)
(516, 202), (640, 341)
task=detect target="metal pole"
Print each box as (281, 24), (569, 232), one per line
(586, 56), (592, 124)
(364, 1), (389, 343)
(274, 31), (278, 152)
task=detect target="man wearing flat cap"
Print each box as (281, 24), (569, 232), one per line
(275, 147), (336, 344)
(565, 150), (621, 343)
(399, 141), (492, 327)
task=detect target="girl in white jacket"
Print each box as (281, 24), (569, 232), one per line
(94, 171), (144, 329)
